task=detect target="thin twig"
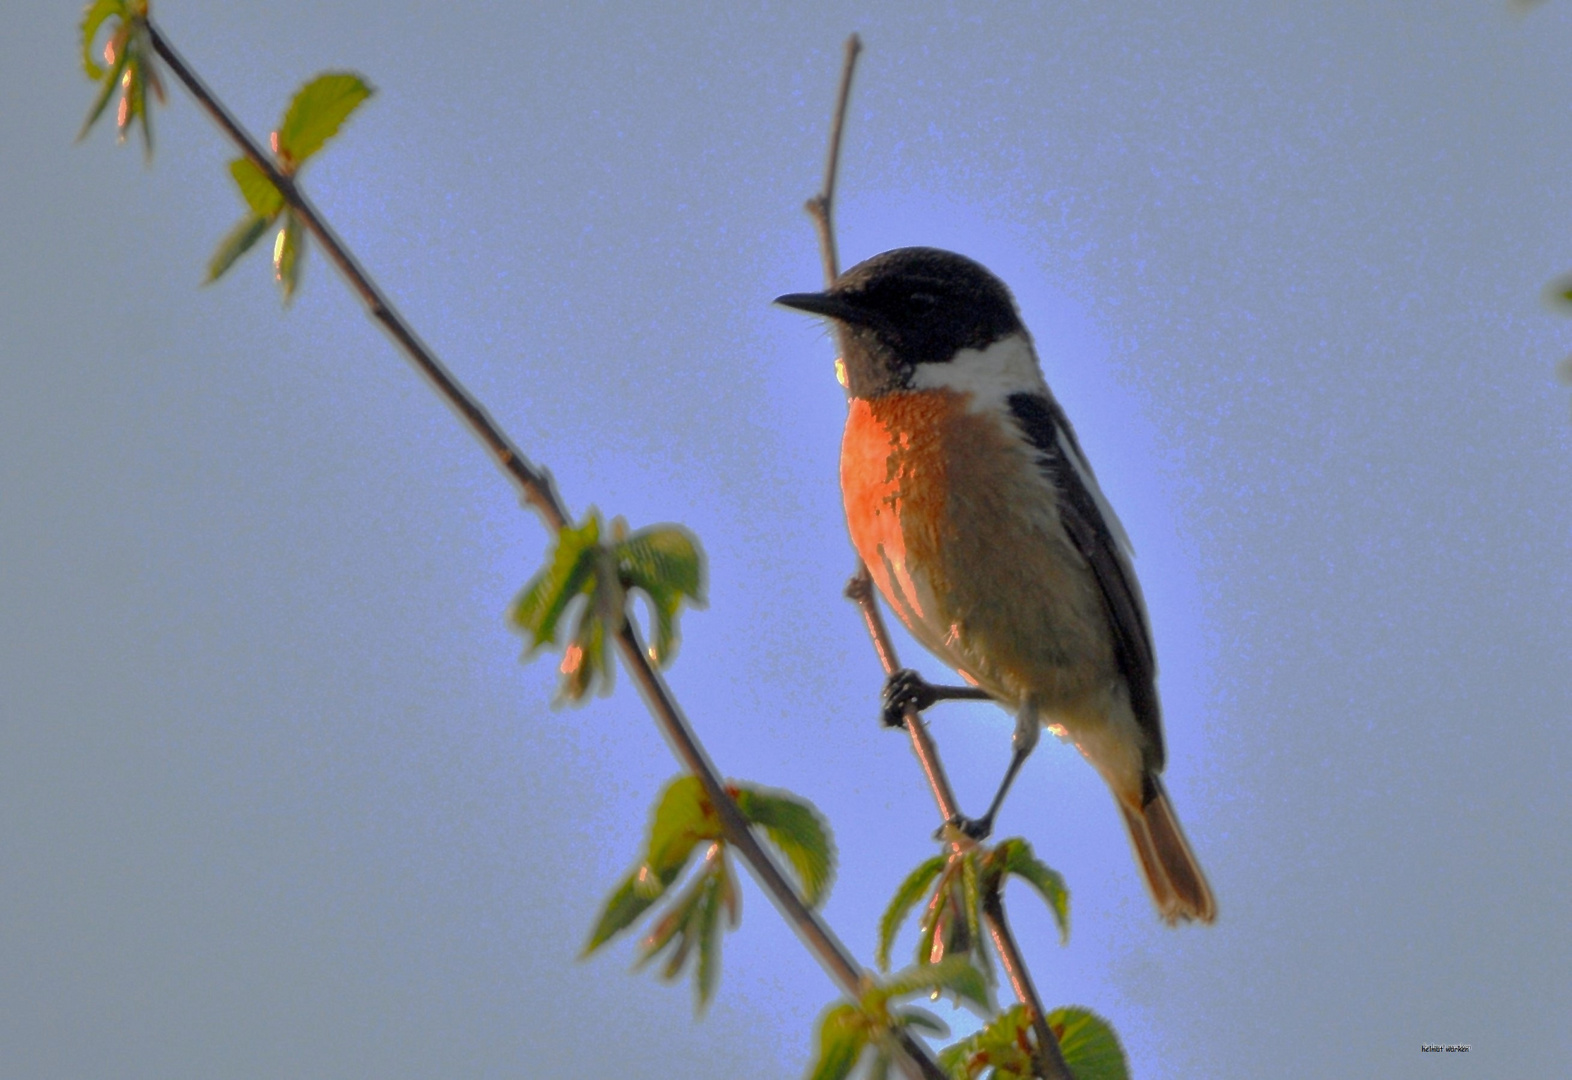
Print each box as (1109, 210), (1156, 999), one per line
(805, 31), (1074, 1080)
(843, 575), (962, 821)
(142, 17), (947, 1080)
(805, 34), (861, 284)
(984, 894), (1074, 1080)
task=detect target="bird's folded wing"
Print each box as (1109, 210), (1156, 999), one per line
(1005, 392), (1164, 768)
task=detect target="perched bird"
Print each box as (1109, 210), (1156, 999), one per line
(777, 247), (1215, 924)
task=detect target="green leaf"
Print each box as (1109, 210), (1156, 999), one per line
(646, 776), (722, 879)
(1047, 1007), (1129, 1080)
(877, 854), (945, 971)
(635, 869), (706, 975)
(806, 1004), (868, 1080)
(616, 525), (705, 600)
(582, 866), (666, 956)
(895, 1006), (948, 1037)
(719, 847), (740, 926)
(77, 39), (130, 142)
(133, 57), (153, 159)
(938, 1005), (1033, 1080)
(916, 858), (958, 968)
(510, 512), (601, 653)
(79, 0), (126, 80)
(273, 210), (304, 303)
(876, 956), (989, 1013)
(630, 893), (687, 966)
(986, 838), (1070, 944)
(957, 851), (991, 986)
(558, 599), (612, 702)
(693, 863), (724, 1008)
(615, 525), (705, 666)
(275, 72), (373, 167)
(627, 851), (734, 1012)
(733, 785), (835, 907)
(205, 215), (272, 283)
(228, 157), (285, 217)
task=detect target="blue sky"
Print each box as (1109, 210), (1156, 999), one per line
(4, 1), (1571, 1077)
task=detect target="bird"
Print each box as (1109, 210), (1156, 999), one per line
(776, 247), (1215, 925)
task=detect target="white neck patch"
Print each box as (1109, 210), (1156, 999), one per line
(908, 332), (1048, 411)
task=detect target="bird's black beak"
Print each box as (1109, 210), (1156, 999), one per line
(774, 291), (890, 334)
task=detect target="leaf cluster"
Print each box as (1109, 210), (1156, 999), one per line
(206, 73), (374, 301)
(584, 776), (834, 1010)
(938, 1005), (1128, 1080)
(511, 509), (705, 703)
(78, 0), (162, 157)
(878, 838), (1069, 987)
(805, 956), (987, 1080)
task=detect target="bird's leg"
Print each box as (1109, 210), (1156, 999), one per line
(946, 699), (1041, 841)
(880, 668), (994, 728)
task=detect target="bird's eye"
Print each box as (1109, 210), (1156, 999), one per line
(908, 292), (939, 310)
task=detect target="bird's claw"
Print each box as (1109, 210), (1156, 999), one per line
(880, 668), (937, 728)
(937, 814), (994, 843)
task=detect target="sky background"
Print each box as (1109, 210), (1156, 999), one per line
(4, 1), (1571, 1077)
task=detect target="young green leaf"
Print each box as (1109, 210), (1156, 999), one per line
(894, 1007), (948, 1037)
(133, 56), (153, 158)
(630, 888), (689, 965)
(732, 785), (835, 907)
(616, 525), (704, 600)
(957, 852), (991, 986)
(915, 866), (949, 969)
(806, 1004), (870, 1080)
(273, 210), (304, 303)
(646, 776), (722, 878)
(692, 864), (725, 1008)
(615, 525), (705, 666)
(77, 38), (130, 142)
(275, 72), (374, 168)
(510, 511), (601, 653)
(985, 838), (1070, 944)
(582, 865), (669, 956)
(79, 0), (127, 81)
(559, 599), (612, 701)
(877, 854), (945, 971)
(874, 956), (989, 1014)
(205, 215), (272, 283)
(635, 868), (706, 975)
(229, 157), (285, 218)
(1046, 1007), (1129, 1080)
(77, 5), (158, 158)
(937, 1005), (1033, 1080)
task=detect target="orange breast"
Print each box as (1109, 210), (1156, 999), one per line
(840, 392), (965, 667)
(840, 390), (1118, 711)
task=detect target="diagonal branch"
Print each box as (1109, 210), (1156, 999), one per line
(142, 16), (947, 1080)
(804, 32), (1073, 1080)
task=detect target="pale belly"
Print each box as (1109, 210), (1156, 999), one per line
(841, 391), (1121, 721)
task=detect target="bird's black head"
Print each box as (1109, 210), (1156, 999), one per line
(776, 247), (1024, 397)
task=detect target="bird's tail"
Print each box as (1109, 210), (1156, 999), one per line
(1118, 775), (1216, 925)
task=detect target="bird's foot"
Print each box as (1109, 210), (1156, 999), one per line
(937, 813), (995, 843)
(880, 668), (938, 728)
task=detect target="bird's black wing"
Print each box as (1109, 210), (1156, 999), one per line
(1007, 392), (1164, 772)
